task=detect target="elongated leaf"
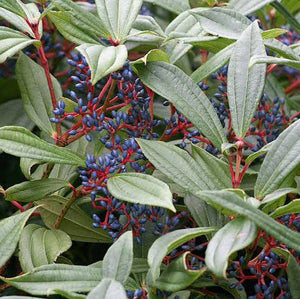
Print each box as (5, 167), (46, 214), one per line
(107, 173), (175, 212)
(264, 38), (300, 60)
(102, 231), (133, 284)
(196, 190), (300, 251)
(137, 139), (222, 193)
(16, 54), (62, 135)
(38, 196), (111, 243)
(95, 0), (143, 41)
(156, 252), (206, 292)
(0, 27), (40, 64)
(77, 44), (127, 85)
(135, 62), (227, 148)
(19, 224), (72, 273)
(5, 179), (68, 203)
(148, 227), (217, 282)
(250, 55), (300, 69)
(245, 141), (273, 164)
(47, 11), (101, 45)
(229, 0), (275, 16)
(228, 21), (267, 138)
(51, 0), (109, 38)
(131, 49), (169, 65)
(287, 254), (300, 298)
(192, 8), (250, 40)
(0, 208), (37, 268)
(261, 188), (299, 205)
(0, 126), (85, 166)
(53, 290), (85, 299)
(1, 264), (103, 295)
(205, 217), (257, 278)
(255, 120), (300, 198)
(0, 0), (27, 18)
(144, 0), (190, 14)
(270, 199), (300, 219)
(87, 278), (126, 299)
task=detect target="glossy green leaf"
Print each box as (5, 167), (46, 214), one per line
(192, 8), (250, 39)
(287, 254), (300, 298)
(255, 120), (300, 198)
(107, 173), (175, 212)
(47, 11), (101, 45)
(102, 231), (133, 284)
(196, 190), (300, 251)
(5, 179), (68, 203)
(229, 0), (275, 16)
(95, 0), (143, 41)
(131, 49), (169, 65)
(38, 196), (111, 243)
(137, 139), (222, 193)
(144, 0), (190, 14)
(19, 224), (72, 273)
(1, 264), (102, 295)
(77, 44), (128, 85)
(270, 199), (300, 219)
(135, 62), (227, 148)
(87, 278), (127, 299)
(16, 53), (62, 135)
(155, 252), (206, 292)
(228, 21), (267, 138)
(148, 227), (217, 282)
(0, 27), (40, 64)
(51, 0), (109, 38)
(205, 217), (257, 278)
(0, 126), (85, 166)
(0, 208), (37, 268)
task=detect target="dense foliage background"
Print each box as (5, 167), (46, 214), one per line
(0, 0), (300, 298)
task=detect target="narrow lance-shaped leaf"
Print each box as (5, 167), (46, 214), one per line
(16, 53), (62, 135)
(195, 190), (300, 251)
(250, 56), (300, 69)
(229, 0), (276, 16)
(227, 21), (267, 138)
(0, 27), (40, 64)
(0, 0), (27, 18)
(19, 224), (72, 273)
(144, 0), (190, 14)
(205, 217), (257, 278)
(147, 227), (217, 282)
(0, 126), (85, 166)
(5, 179), (69, 203)
(255, 120), (300, 198)
(77, 44), (128, 85)
(135, 62), (227, 149)
(0, 207), (38, 268)
(107, 173), (175, 212)
(270, 199), (300, 219)
(95, 0), (143, 41)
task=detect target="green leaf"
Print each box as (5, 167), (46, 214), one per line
(261, 28), (288, 39)
(205, 217), (257, 278)
(47, 11), (102, 45)
(16, 53), (62, 135)
(0, 207), (38, 268)
(5, 179), (68, 203)
(37, 196), (111, 243)
(227, 21), (267, 138)
(287, 254), (300, 298)
(261, 188), (299, 205)
(264, 38), (300, 60)
(87, 278), (127, 299)
(131, 49), (169, 65)
(76, 44), (128, 85)
(53, 290), (85, 299)
(135, 62), (227, 148)
(95, 0), (143, 42)
(107, 173), (175, 212)
(102, 231), (133, 284)
(195, 190), (300, 251)
(229, 0), (276, 16)
(144, 0), (190, 14)
(245, 141), (273, 164)
(0, 126), (85, 166)
(0, 27), (40, 64)
(148, 227), (217, 282)
(270, 199), (300, 219)
(255, 120), (300, 198)
(51, 0), (109, 38)
(192, 8), (250, 39)
(167, 291), (191, 299)
(19, 224), (72, 273)
(1, 264), (102, 295)
(250, 55), (300, 69)
(155, 252), (206, 292)
(0, 0), (27, 18)
(137, 139), (222, 193)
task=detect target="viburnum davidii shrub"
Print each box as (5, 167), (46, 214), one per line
(0, 0), (300, 298)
